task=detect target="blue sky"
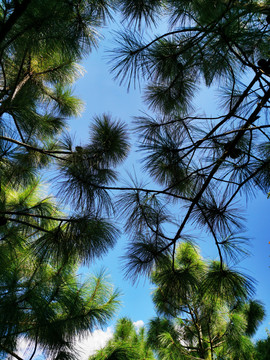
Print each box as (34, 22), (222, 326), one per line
(66, 22), (270, 344)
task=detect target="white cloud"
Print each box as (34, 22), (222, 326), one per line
(6, 327), (114, 360)
(133, 320), (145, 331)
(6, 321), (145, 359)
(74, 327), (114, 359)
(6, 337), (44, 360)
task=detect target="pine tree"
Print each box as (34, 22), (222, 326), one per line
(0, 179), (120, 360)
(147, 242), (265, 360)
(0, 1), (126, 358)
(255, 332), (270, 360)
(89, 317), (155, 360)
(109, 0), (270, 279)
(1, 1), (269, 357)
(0, 0), (129, 245)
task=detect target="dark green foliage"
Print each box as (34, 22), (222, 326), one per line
(242, 300), (265, 336)
(0, 0), (127, 209)
(202, 261), (254, 302)
(33, 213), (119, 263)
(116, 0), (162, 27)
(90, 114), (129, 165)
(1, 1), (269, 358)
(58, 114), (129, 212)
(147, 242), (265, 360)
(0, 0), (129, 265)
(89, 317), (155, 360)
(108, 0), (270, 281)
(0, 179), (120, 359)
(0, 1), (124, 358)
(255, 334), (270, 360)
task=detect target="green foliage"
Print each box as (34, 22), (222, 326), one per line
(89, 317), (155, 360)
(147, 242), (265, 360)
(107, 0), (270, 283)
(0, 1), (125, 358)
(255, 333), (270, 360)
(58, 114), (129, 212)
(1, 1), (269, 358)
(0, 180), (120, 359)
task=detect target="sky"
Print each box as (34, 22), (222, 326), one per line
(11, 14), (270, 360)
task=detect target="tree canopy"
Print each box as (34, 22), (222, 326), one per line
(89, 243), (265, 360)
(148, 242), (265, 359)
(108, 0), (270, 280)
(0, 1), (124, 358)
(0, 0), (269, 358)
(0, 0), (128, 259)
(2, 0), (269, 284)
(0, 179), (120, 359)
(89, 317), (155, 360)
(255, 333), (270, 360)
